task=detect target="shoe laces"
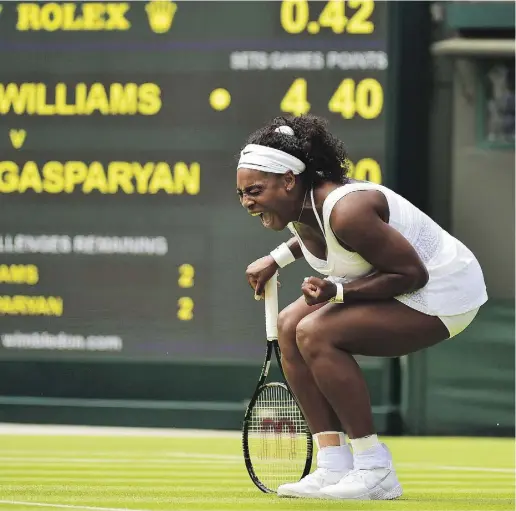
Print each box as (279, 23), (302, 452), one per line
(304, 468), (330, 483)
(340, 468), (366, 484)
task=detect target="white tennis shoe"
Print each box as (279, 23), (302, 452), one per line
(320, 444), (403, 500)
(277, 467), (351, 498)
(277, 444), (353, 498)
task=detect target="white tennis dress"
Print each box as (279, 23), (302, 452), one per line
(287, 182), (488, 335)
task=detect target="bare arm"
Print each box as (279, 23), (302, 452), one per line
(285, 237), (303, 261)
(331, 191), (428, 302)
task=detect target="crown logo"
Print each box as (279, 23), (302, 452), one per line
(145, 0), (177, 34)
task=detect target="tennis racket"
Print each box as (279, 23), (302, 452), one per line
(242, 272), (313, 493)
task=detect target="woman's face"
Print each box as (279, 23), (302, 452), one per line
(236, 168), (298, 231)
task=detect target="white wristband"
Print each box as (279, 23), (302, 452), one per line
(270, 243), (296, 268)
(329, 282), (345, 303)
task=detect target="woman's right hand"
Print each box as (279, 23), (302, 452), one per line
(245, 255), (279, 300)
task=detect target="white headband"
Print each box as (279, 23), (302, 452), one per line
(237, 144), (306, 175)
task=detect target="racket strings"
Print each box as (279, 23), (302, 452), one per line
(247, 384), (310, 491)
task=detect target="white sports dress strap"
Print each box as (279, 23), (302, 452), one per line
(322, 183), (379, 229)
(310, 187), (325, 235)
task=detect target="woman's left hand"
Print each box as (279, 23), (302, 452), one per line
(301, 276), (337, 306)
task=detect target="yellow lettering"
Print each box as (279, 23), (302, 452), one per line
(19, 161), (43, 193)
(0, 83), (36, 115)
(106, 3), (130, 30)
(177, 297), (194, 321)
(108, 162), (134, 193)
(82, 162), (108, 193)
(347, 0), (375, 34)
(0, 162), (19, 192)
(148, 163), (174, 193)
(173, 162), (200, 195)
(16, 3), (40, 31)
(0, 295), (63, 316)
(42, 161), (64, 193)
(178, 264), (195, 288)
(110, 83), (138, 114)
(76, 83), (87, 112)
(138, 83), (162, 115)
(328, 78), (383, 120)
(37, 83), (55, 115)
(132, 162), (154, 193)
(41, 3), (62, 31)
(55, 82), (75, 115)
(85, 83), (109, 114)
(62, 4), (82, 30)
(280, 78), (310, 117)
(83, 3), (105, 30)
(0, 265), (39, 285)
(64, 161), (88, 192)
(16, 2), (130, 32)
(348, 158), (382, 184)
(48, 296), (64, 315)
(9, 129), (26, 149)
(0, 83), (162, 115)
(0, 161), (201, 195)
(280, 0), (309, 34)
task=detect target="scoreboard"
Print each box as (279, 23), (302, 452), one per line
(0, 1), (388, 362)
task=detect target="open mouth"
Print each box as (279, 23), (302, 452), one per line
(260, 212), (273, 227)
(249, 211), (273, 227)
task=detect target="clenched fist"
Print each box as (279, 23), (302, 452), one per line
(301, 276), (338, 306)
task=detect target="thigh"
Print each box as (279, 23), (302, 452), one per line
(277, 296), (325, 353)
(299, 299), (450, 357)
(280, 295), (325, 326)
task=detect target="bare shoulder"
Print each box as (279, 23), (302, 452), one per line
(329, 189), (389, 230)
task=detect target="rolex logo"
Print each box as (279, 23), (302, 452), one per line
(145, 0), (177, 34)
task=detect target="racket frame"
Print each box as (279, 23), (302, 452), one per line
(242, 273), (313, 494)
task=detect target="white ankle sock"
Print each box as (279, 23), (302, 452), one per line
(353, 441), (393, 470)
(312, 431), (353, 472)
(317, 444), (354, 472)
(313, 431), (346, 449)
(350, 434), (381, 454)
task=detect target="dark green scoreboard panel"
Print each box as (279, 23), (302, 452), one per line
(0, 1), (389, 363)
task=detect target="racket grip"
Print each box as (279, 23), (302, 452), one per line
(265, 272), (279, 341)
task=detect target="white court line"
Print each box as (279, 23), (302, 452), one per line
(0, 458), (241, 466)
(0, 424), (240, 438)
(0, 457), (170, 464)
(0, 508), (241, 511)
(0, 453), (243, 464)
(0, 506), (500, 511)
(0, 452), (240, 461)
(0, 452), (513, 473)
(0, 501), (151, 511)
(398, 463), (514, 474)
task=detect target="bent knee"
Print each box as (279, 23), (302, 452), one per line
(296, 317), (322, 360)
(277, 308), (302, 359)
(277, 308), (299, 339)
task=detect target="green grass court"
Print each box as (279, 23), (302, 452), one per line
(0, 428), (513, 511)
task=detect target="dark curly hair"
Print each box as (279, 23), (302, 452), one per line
(241, 114), (349, 186)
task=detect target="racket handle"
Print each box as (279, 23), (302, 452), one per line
(265, 272), (279, 341)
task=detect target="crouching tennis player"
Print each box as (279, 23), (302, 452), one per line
(236, 114), (488, 500)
